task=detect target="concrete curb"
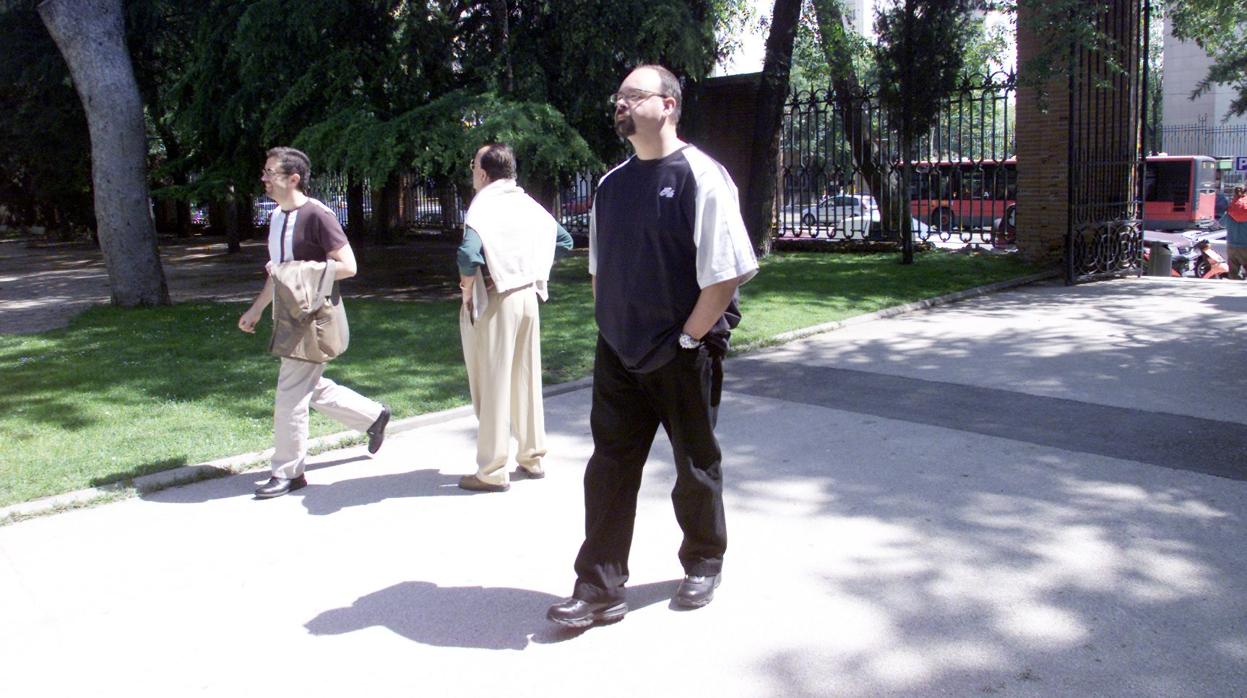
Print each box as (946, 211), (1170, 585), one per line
(0, 272), (1054, 524)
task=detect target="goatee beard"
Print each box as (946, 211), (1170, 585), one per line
(614, 115), (636, 137)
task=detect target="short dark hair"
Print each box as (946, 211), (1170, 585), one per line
(634, 64), (682, 125)
(266, 147), (311, 191)
(477, 143), (516, 181)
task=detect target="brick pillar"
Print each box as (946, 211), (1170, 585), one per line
(1016, 0), (1145, 270)
(1015, 5), (1072, 266)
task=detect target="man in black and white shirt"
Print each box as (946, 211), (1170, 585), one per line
(547, 65), (758, 628)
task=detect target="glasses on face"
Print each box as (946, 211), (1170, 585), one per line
(608, 89), (667, 108)
(261, 167), (286, 179)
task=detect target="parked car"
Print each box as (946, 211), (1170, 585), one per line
(800, 194), (879, 229)
(411, 202), (465, 228)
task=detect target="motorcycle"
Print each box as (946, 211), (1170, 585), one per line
(1191, 239), (1230, 279)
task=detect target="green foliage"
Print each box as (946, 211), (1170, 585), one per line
(874, 0), (979, 143)
(0, 0), (94, 230)
(790, 3), (876, 94)
(0, 0), (752, 226)
(296, 91), (601, 187)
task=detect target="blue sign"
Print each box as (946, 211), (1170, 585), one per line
(1236, 156), (1247, 171)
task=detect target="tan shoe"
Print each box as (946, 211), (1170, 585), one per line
(458, 474), (509, 493)
(517, 463), (545, 479)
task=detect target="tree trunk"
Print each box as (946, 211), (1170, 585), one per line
(234, 193), (255, 242)
(222, 198), (242, 254)
(743, 0), (802, 256)
(346, 177), (365, 243)
(489, 0), (514, 94)
(157, 124), (192, 238)
(812, 0), (899, 246)
(38, 0), (169, 306)
(372, 174), (400, 245)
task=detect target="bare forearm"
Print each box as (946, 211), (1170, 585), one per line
(249, 276), (274, 313)
(328, 244), (358, 279)
(682, 277), (742, 340)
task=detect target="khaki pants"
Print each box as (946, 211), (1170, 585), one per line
(1228, 245), (1247, 279)
(460, 285), (547, 486)
(271, 357), (383, 479)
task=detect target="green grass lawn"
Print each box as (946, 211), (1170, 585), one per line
(0, 249), (1040, 506)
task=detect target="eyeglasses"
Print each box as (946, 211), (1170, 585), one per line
(261, 168), (287, 178)
(608, 89), (668, 108)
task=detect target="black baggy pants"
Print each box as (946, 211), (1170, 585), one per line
(572, 335), (727, 603)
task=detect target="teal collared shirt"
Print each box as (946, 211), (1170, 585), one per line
(456, 223), (574, 277)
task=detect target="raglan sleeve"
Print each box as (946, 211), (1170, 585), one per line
(694, 163), (758, 289)
(315, 207), (349, 255)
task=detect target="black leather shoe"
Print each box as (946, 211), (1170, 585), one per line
(366, 407), (390, 454)
(254, 475), (307, 499)
(546, 597), (628, 628)
(673, 573), (721, 608)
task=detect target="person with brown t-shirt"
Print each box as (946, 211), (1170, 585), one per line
(238, 147), (390, 499)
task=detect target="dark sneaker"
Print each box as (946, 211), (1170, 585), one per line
(673, 573), (721, 608)
(546, 597), (628, 628)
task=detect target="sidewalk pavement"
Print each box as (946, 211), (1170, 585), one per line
(2, 276), (1245, 697)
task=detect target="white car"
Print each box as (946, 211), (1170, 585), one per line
(800, 194), (879, 230)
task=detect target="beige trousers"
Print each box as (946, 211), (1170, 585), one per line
(460, 285), (547, 485)
(271, 357), (383, 479)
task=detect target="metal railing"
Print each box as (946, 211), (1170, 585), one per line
(776, 72), (1017, 247)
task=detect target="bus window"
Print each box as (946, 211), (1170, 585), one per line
(1198, 160), (1217, 192)
(1145, 161), (1189, 203)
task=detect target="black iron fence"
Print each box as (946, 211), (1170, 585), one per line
(776, 72), (1017, 247)
(1065, 0), (1147, 283)
(289, 171), (596, 237)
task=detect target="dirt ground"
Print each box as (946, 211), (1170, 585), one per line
(0, 233), (463, 335)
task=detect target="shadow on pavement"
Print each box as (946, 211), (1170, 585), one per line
(141, 455), (373, 504)
(305, 579), (680, 649)
(297, 468), (469, 515)
(726, 362), (1247, 481)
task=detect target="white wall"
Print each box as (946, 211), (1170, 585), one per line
(1162, 17), (1247, 128)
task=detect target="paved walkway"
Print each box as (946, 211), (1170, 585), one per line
(2, 276), (1246, 696)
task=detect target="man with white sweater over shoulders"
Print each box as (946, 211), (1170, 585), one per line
(457, 142), (574, 493)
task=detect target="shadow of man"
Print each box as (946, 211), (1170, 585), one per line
(305, 579), (681, 649)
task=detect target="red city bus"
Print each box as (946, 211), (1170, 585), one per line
(908, 159), (1017, 243)
(1142, 155), (1217, 230)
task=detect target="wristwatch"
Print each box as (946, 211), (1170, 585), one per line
(678, 332), (702, 349)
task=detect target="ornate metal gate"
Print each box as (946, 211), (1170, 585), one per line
(1065, 0), (1150, 283)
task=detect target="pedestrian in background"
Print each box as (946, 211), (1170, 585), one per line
(238, 147), (390, 499)
(457, 143), (573, 493)
(1224, 186), (1247, 279)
